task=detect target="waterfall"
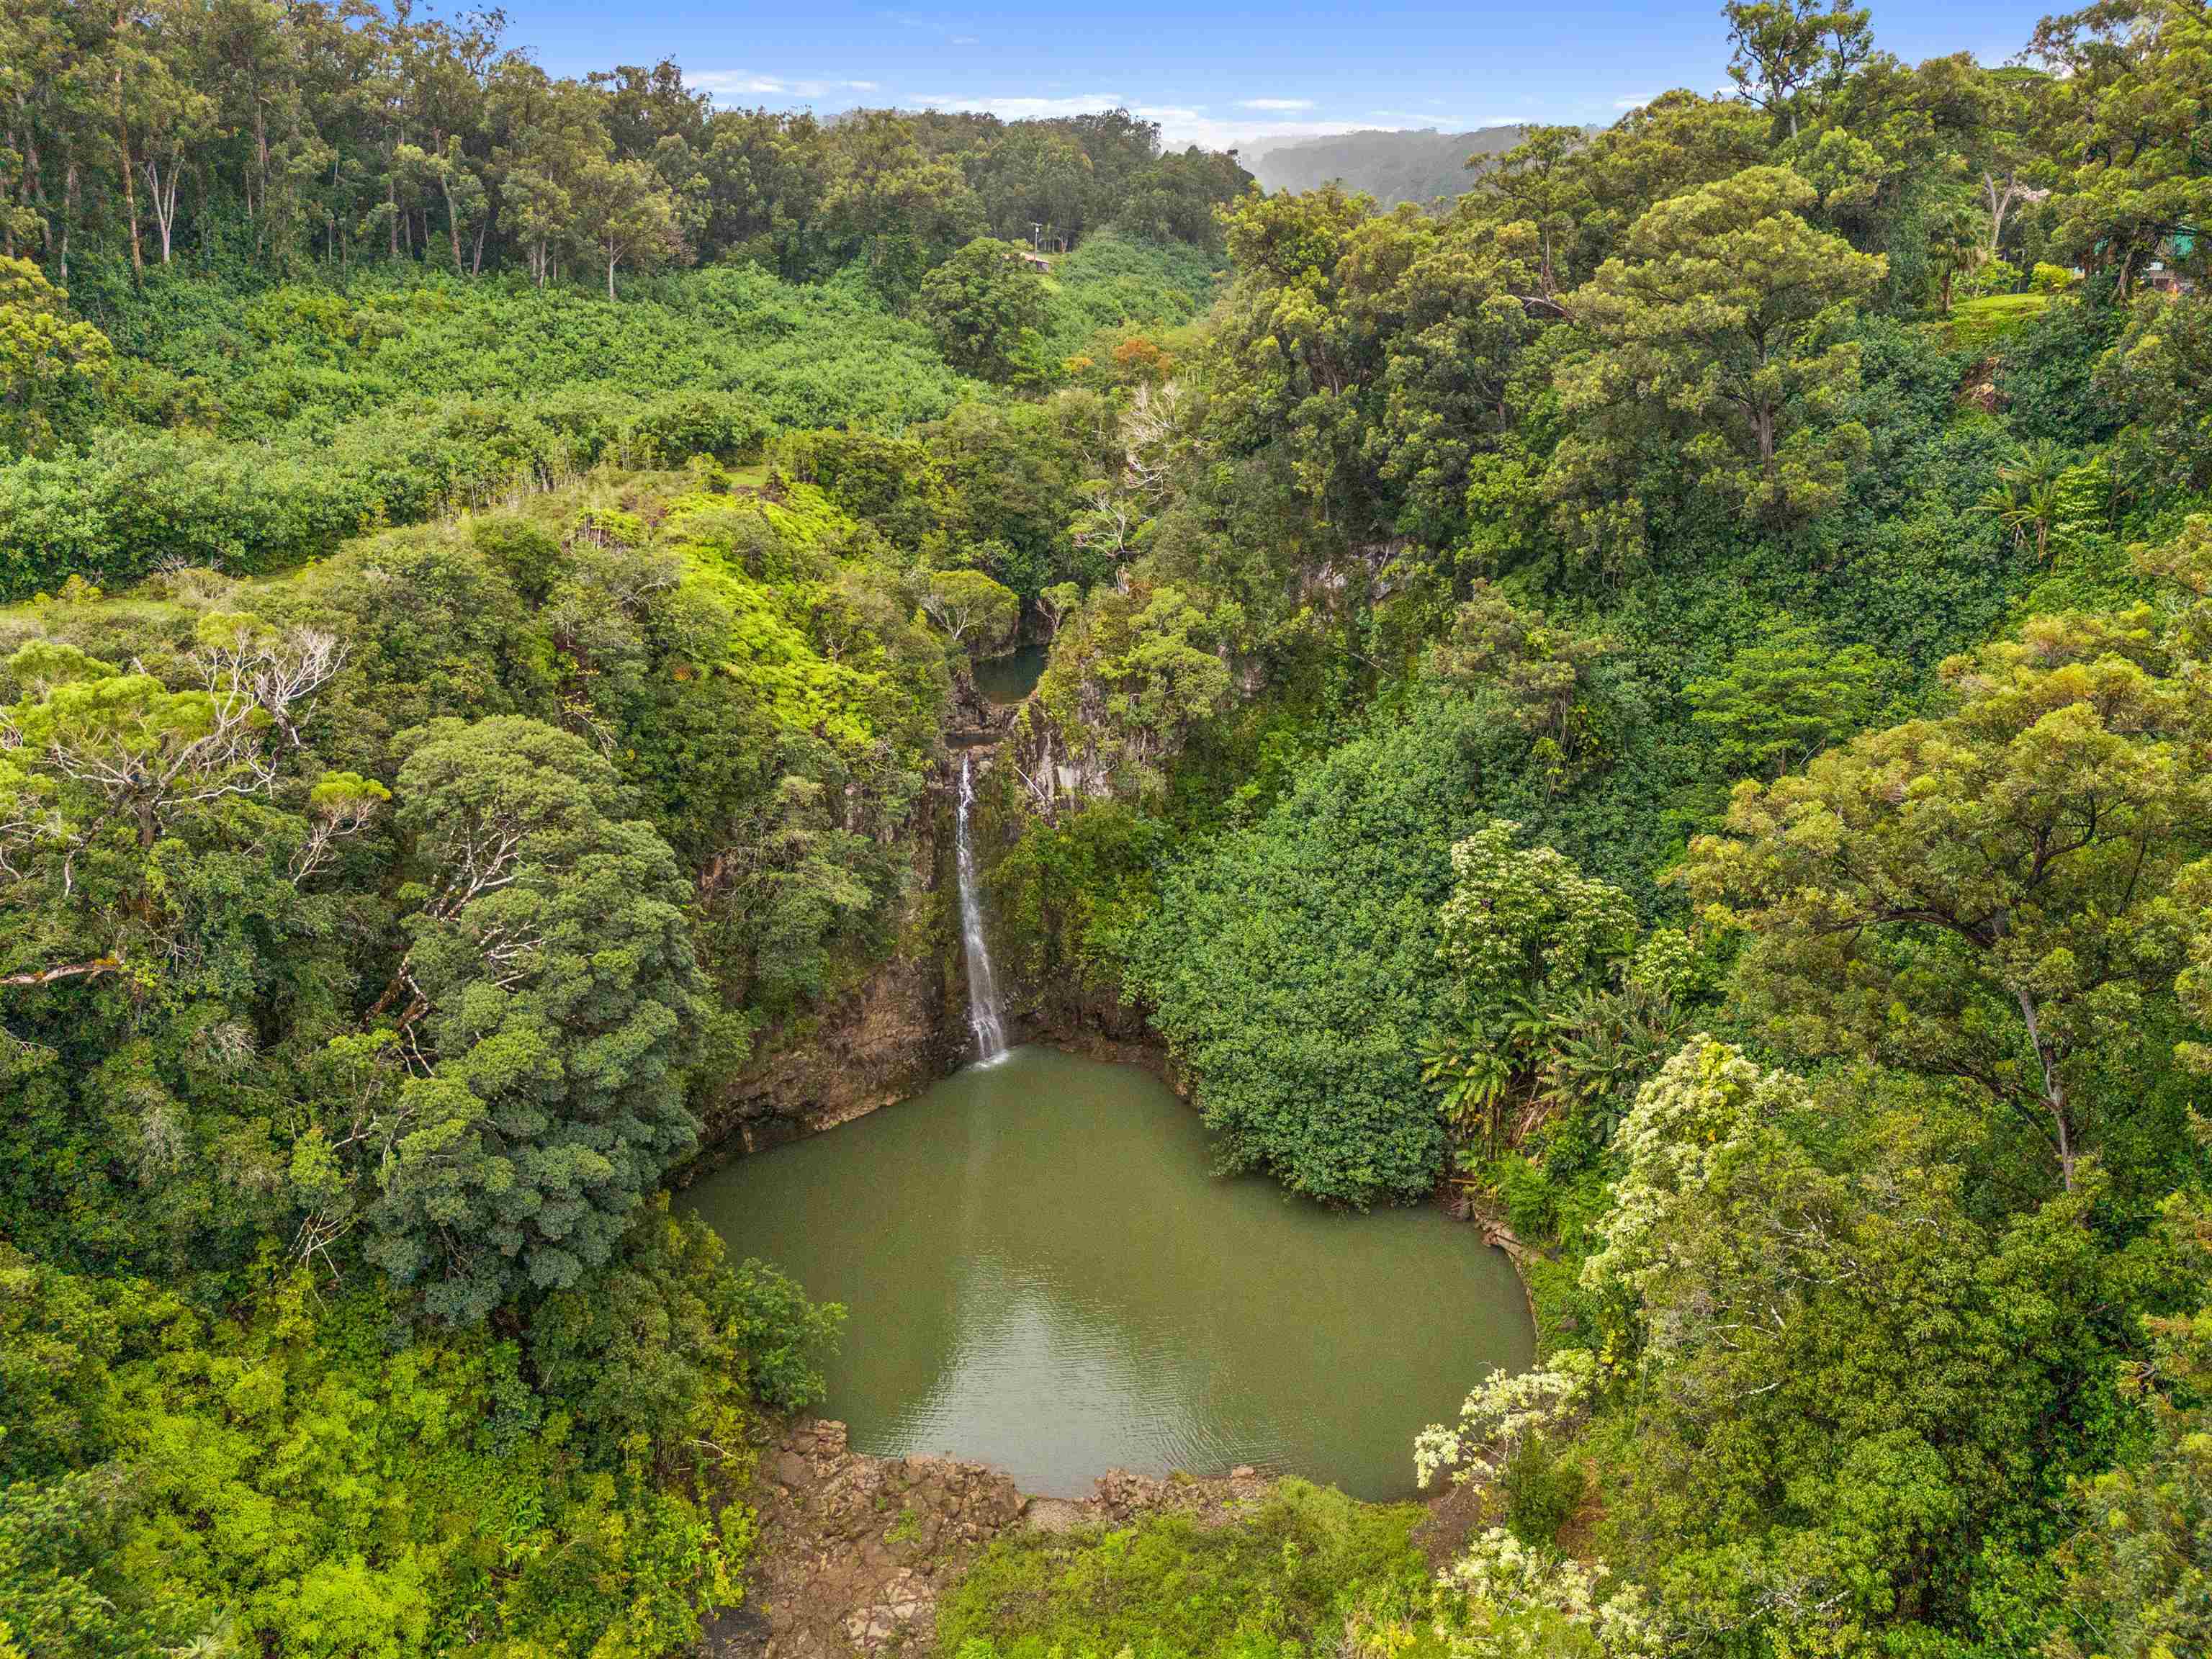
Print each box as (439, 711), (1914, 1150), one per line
(954, 750), (1009, 1062)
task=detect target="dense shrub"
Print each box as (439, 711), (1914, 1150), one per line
(1133, 693), (1489, 1205)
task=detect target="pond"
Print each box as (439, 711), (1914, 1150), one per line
(682, 1045), (1536, 1499)
(972, 644), (1047, 705)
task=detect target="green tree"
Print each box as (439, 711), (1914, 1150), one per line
(1724, 0), (1874, 140)
(2098, 294), (2212, 494)
(1971, 439), (2087, 564)
(1478, 125), (1592, 304)
(1428, 819), (1640, 1150)
(360, 716), (709, 1321)
(2048, 1194), (2212, 1659)
(1550, 166), (1886, 563)
(1682, 612), (2212, 1190)
(0, 256), (112, 453)
(2034, 0), (2212, 297)
(1034, 580), (1233, 799)
(917, 565), (1020, 655)
(1133, 693), (1489, 1205)
(1683, 621), (1897, 780)
(573, 155), (685, 299)
(1583, 1038), (2117, 1655)
(915, 236), (1050, 383)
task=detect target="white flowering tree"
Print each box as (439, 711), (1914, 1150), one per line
(1415, 1352), (1661, 1659)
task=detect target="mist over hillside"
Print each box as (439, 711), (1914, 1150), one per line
(1236, 124), (1534, 205)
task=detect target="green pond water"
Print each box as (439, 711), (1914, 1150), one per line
(973, 644), (1047, 705)
(681, 1045), (1536, 1499)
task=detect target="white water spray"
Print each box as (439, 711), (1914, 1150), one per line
(955, 750), (1009, 1061)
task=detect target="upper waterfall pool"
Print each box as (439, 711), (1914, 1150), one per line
(973, 644), (1047, 705)
(680, 1046), (1537, 1500)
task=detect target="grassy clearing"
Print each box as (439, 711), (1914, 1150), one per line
(1944, 292), (2055, 354)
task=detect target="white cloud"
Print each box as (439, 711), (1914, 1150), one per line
(1614, 92), (1658, 109)
(1237, 98), (1315, 112)
(950, 34), (979, 45)
(693, 72), (792, 96)
(693, 71), (883, 104)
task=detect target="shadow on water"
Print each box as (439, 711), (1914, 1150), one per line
(680, 1046), (1536, 1498)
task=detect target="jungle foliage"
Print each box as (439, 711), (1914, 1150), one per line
(6, 0), (2212, 1653)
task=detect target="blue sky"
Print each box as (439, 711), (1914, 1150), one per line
(507, 1), (2052, 149)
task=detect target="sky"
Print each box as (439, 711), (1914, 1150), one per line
(503, 1), (2053, 151)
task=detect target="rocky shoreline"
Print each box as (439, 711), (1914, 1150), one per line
(708, 1418), (1282, 1658)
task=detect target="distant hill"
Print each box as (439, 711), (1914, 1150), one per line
(1236, 125), (1533, 207)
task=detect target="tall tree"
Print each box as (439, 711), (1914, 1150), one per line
(1549, 165), (1885, 565)
(914, 235), (1048, 382)
(1724, 0), (1874, 140)
(1683, 610), (2212, 1191)
(571, 153), (683, 299)
(359, 716), (709, 1322)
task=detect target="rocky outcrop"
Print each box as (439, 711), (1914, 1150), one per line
(693, 950), (962, 1163)
(706, 1419), (1289, 1659)
(710, 1419), (1023, 1659)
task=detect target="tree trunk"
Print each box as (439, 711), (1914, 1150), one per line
(3, 124), (19, 258)
(252, 76), (268, 230)
(145, 156), (178, 263)
(60, 154), (77, 284)
(2015, 986), (2077, 1193)
(25, 132), (48, 263)
(439, 164), (463, 273)
(606, 251), (617, 300)
(114, 1), (143, 276)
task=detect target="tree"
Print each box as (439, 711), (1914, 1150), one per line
(2049, 1194), (2212, 1659)
(1478, 125), (1591, 304)
(2033, 0), (2212, 296)
(1923, 189), (1988, 313)
(1429, 819), (1641, 1150)
(1724, 0), (1874, 140)
(359, 716), (709, 1322)
(1035, 581), (1082, 642)
(818, 110), (986, 298)
(1035, 580), (1233, 797)
(489, 61), (606, 286)
(0, 615), (342, 878)
(914, 236), (1049, 383)
(2098, 295), (2212, 494)
(572, 155), (685, 298)
(1550, 166), (1885, 560)
(1683, 621), (1897, 780)
(916, 566), (1019, 655)
(1581, 1039), (2114, 1653)
(1972, 439), (2087, 563)
(1682, 613), (2212, 1190)
(0, 256), (112, 452)
(122, 0), (218, 267)
(1131, 693), (1488, 1206)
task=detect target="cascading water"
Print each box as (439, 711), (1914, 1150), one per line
(954, 751), (1010, 1062)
